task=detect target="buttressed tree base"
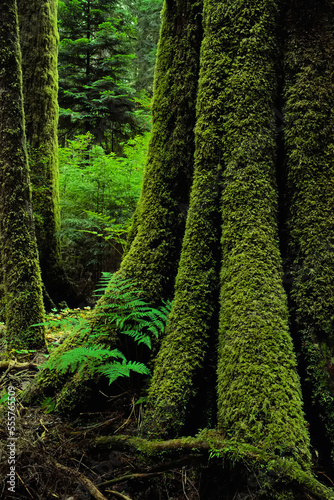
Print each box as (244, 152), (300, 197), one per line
(22, 0), (334, 498)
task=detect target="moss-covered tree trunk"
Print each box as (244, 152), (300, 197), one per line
(0, 0), (46, 349)
(23, 0), (204, 408)
(216, 0), (311, 472)
(283, 0), (334, 466)
(118, 0), (203, 304)
(145, 0), (312, 475)
(18, 0), (75, 308)
(142, 0), (225, 438)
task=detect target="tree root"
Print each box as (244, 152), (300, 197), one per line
(92, 434), (334, 500)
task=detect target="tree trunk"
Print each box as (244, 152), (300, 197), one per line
(119, 0), (203, 304)
(143, 0), (225, 437)
(0, 0), (46, 349)
(284, 0), (334, 467)
(216, 0), (311, 471)
(18, 0), (76, 308)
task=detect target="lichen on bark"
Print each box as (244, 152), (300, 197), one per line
(0, 0), (46, 349)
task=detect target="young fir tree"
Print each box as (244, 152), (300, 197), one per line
(18, 0), (75, 308)
(0, 0), (46, 349)
(58, 0), (138, 150)
(283, 0), (334, 466)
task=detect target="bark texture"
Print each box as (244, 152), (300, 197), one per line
(0, 0), (46, 349)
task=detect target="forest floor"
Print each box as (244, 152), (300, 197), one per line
(2, 311), (334, 499)
(0, 309), (202, 500)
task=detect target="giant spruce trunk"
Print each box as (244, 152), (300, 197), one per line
(18, 0), (75, 308)
(0, 0), (46, 349)
(24, 0), (334, 496)
(284, 0), (334, 467)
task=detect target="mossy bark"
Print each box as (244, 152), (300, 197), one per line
(214, 0), (311, 470)
(283, 0), (334, 465)
(0, 0), (46, 349)
(118, 0), (203, 304)
(142, 0), (225, 438)
(18, 0), (75, 308)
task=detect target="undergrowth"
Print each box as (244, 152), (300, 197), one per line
(37, 273), (171, 387)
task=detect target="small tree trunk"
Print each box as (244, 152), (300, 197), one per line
(18, 0), (76, 308)
(0, 0), (46, 349)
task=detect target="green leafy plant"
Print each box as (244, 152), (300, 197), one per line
(95, 272), (172, 348)
(58, 131), (149, 280)
(41, 274), (171, 386)
(46, 344), (150, 384)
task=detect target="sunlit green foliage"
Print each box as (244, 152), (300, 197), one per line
(58, 131), (149, 279)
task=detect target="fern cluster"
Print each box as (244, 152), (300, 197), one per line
(95, 272), (171, 349)
(47, 344), (150, 384)
(43, 274), (171, 386)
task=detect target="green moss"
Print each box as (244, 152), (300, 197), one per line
(18, 0), (71, 305)
(95, 431), (334, 499)
(216, 0), (311, 469)
(0, 0), (45, 349)
(283, 1), (334, 465)
(119, 0), (203, 304)
(142, 0), (231, 438)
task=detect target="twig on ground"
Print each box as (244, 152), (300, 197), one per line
(105, 490), (133, 500)
(55, 461), (108, 500)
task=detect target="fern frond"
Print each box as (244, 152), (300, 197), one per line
(97, 360), (150, 384)
(48, 345), (125, 374)
(121, 327), (152, 348)
(125, 361), (151, 376)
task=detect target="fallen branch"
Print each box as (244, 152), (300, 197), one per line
(0, 360), (38, 371)
(55, 462), (107, 500)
